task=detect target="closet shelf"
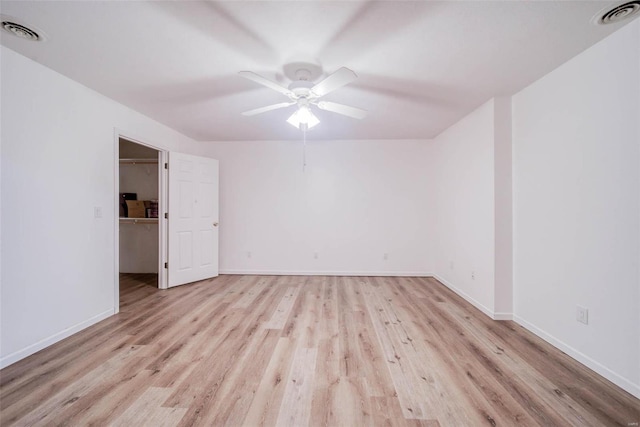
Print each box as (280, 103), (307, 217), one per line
(119, 217), (159, 224)
(119, 158), (158, 165)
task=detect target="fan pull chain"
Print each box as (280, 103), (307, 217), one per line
(302, 126), (307, 172)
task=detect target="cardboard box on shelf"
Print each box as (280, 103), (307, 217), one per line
(125, 200), (146, 218)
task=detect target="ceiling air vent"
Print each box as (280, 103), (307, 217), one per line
(1, 21), (40, 41)
(596, 1), (640, 24)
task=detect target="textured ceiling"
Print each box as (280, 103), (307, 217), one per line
(0, 1), (635, 141)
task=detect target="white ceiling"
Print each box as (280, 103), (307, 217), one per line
(0, 1), (635, 141)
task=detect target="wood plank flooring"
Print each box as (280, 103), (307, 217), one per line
(1, 274), (638, 426)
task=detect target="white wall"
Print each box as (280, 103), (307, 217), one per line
(199, 139), (434, 276)
(512, 20), (640, 397)
(0, 46), (196, 367)
(432, 100), (497, 316)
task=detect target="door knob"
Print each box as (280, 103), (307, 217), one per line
(213, 222), (219, 227)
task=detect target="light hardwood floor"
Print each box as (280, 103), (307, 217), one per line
(1, 274), (638, 426)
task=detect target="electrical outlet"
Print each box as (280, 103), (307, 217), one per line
(576, 306), (589, 325)
(247, 251), (252, 259)
(383, 253), (388, 260)
(314, 252), (318, 259)
(94, 207), (102, 218)
(471, 271), (475, 280)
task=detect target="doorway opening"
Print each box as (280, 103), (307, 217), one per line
(117, 137), (167, 298)
(114, 134), (219, 312)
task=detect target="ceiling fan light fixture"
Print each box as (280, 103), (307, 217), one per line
(287, 106), (319, 130)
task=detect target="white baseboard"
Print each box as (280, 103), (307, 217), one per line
(0, 309), (115, 369)
(432, 274), (503, 320)
(219, 270), (433, 277)
(493, 312), (513, 320)
(514, 315), (640, 399)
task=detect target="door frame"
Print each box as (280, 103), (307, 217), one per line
(113, 129), (169, 313)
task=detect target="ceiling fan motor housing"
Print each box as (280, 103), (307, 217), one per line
(283, 62), (323, 82)
(288, 80), (314, 97)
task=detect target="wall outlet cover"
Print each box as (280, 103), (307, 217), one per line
(576, 306), (589, 325)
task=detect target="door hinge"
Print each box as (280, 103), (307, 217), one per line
(164, 262), (168, 269)
(164, 162), (168, 169)
(164, 212), (168, 219)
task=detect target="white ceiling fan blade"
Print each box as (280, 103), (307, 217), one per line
(239, 71), (293, 97)
(241, 102), (295, 116)
(311, 67), (358, 98)
(317, 101), (367, 119)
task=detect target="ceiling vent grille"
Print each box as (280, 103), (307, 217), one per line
(596, 1), (640, 24)
(2, 21), (40, 41)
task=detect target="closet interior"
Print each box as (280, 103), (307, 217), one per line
(118, 138), (161, 288)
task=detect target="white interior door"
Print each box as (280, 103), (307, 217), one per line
(168, 152), (219, 287)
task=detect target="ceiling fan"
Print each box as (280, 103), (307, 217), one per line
(239, 63), (367, 130)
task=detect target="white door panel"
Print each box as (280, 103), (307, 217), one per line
(168, 152), (219, 287)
